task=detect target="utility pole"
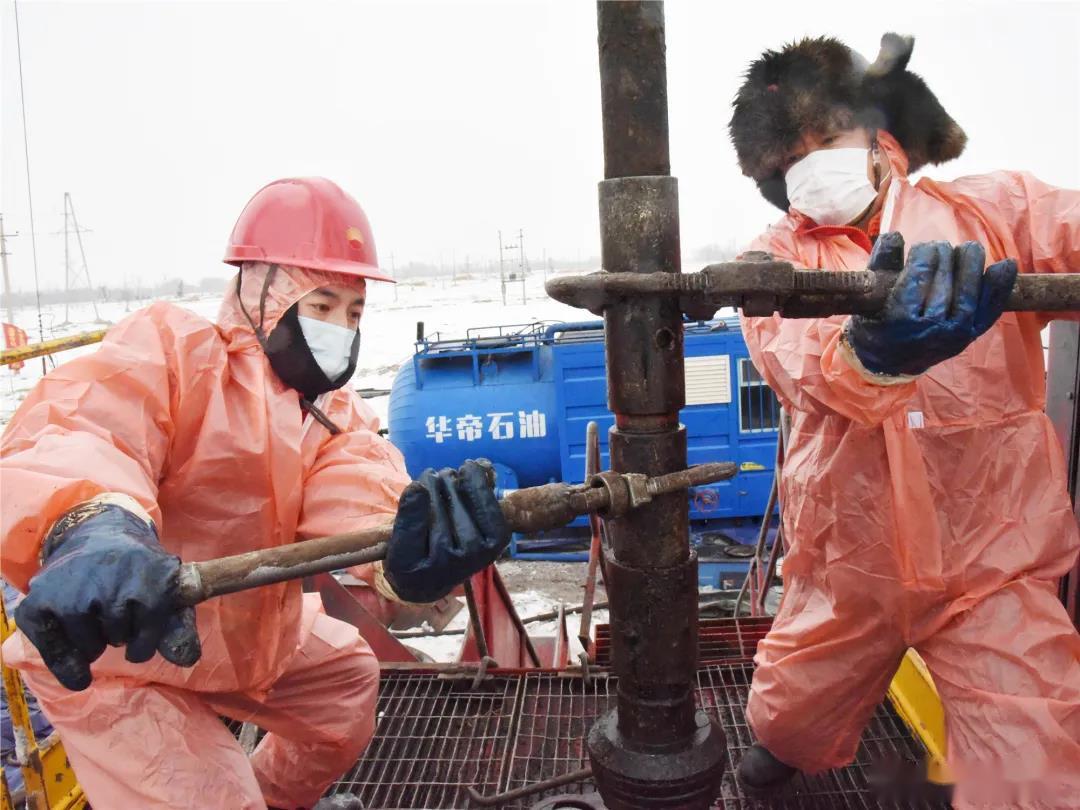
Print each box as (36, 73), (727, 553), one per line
(517, 228), (527, 304)
(64, 195), (70, 321)
(1, 215), (15, 325)
(60, 193), (101, 324)
(390, 253), (398, 302)
(499, 229), (528, 305)
(497, 230), (507, 306)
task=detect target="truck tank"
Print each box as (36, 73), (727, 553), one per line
(388, 318), (779, 581)
(388, 322), (564, 491)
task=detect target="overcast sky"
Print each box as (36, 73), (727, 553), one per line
(2, 0), (1078, 292)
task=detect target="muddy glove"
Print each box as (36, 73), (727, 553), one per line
(845, 232), (1017, 377)
(15, 501), (201, 691)
(384, 460), (511, 603)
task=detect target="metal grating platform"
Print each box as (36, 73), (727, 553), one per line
(327, 662), (949, 809)
(334, 674), (520, 808)
(594, 616), (774, 668)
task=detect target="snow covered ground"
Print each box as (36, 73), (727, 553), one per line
(2, 269), (586, 429)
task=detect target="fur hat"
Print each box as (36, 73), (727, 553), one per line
(729, 33), (967, 211)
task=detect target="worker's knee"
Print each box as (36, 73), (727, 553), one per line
(329, 644), (380, 750)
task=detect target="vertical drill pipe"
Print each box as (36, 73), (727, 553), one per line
(597, 0), (693, 739)
(588, 6), (724, 807)
(598, 3), (670, 179)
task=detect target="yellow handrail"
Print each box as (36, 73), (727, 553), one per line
(1, 330), (107, 366)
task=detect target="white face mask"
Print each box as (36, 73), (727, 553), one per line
(785, 147), (878, 226)
(297, 315), (357, 381)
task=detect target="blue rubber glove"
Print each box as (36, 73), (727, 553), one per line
(845, 232), (1017, 377)
(15, 503), (201, 691)
(384, 459), (511, 603)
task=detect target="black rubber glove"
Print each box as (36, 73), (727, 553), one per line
(15, 503), (201, 691)
(384, 459), (511, 604)
(846, 232), (1017, 377)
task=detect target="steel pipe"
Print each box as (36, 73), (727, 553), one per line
(585, 3), (726, 808)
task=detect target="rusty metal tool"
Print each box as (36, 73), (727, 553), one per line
(174, 462), (735, 607)
(546, 252), (1080, 320)
(578, 421), (606, 653)
(465, 767), (594, 807)
(460, 579), (498, 688)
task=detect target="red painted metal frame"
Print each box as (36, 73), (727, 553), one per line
(457, 566), (543, 668)
(310, 572), (419, 662)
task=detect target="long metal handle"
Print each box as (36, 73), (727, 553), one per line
(175, 462), (736, 606)
(546, 262), (1080, 318)
(465, 767), (593, 807)
(787, 268), (1080, 315)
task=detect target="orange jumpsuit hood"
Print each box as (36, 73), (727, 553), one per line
(216, 262), (365, 351)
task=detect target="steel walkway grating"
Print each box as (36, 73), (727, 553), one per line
(327, 663), (949, 809)
(697, 664), (945, 810)
(594, 616), (774, 667)
(329, 673), (520, 808)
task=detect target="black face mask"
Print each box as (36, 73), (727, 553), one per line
(234, 266), (359, 435)
(264, 304), (360, 401)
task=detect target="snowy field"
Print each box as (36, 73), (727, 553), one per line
(2, 270), (601, 662)
(2, 269), (586, 429)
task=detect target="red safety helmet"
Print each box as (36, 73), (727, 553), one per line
(223, 177), (394, 282)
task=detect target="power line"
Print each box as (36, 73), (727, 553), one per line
(14, 0), (47, 371)
(0, 225), (94, 238)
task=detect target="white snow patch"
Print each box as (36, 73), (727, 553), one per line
(399, 589), (609, 664)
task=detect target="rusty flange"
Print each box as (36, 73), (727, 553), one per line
(587, 709), (726, 810)
(586, 548), (726, 808)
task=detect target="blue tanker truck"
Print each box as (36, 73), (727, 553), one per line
(387, 318), (780, 589)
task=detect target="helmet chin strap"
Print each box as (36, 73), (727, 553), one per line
(236, 265), (343, 436)
(236, 263), (276, 350)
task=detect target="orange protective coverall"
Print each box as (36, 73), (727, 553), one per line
(741, 132), (1080, 808)
(1, 263), (411, 809)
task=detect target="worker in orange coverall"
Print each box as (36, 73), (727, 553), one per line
(728, 33), (1080, 807)
(0, 177), (510, 809)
